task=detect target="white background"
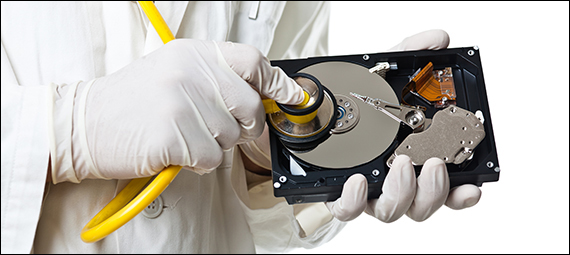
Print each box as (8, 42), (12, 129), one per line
(291, 1), (569, 254)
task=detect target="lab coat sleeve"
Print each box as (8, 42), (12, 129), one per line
(1, 42), (50, 254)
(234, 145), (347, 253)
(244, 193), (347, 254)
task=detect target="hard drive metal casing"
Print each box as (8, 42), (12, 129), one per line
(268, 47), (500, 204)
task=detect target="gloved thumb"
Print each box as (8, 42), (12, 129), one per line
(445, 184), (481, 210)
(405, 157), (449, 222)
(387, 29), (450, 52)
(215, 41), (305, 105)
(325, 174), (368, 221)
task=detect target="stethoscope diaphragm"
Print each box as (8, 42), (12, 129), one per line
(268, 73), (338, 152)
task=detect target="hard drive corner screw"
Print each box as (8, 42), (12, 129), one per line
(468, 50), (475, 56)
(279, 176), (287, 183)
(363, 54), (370, 61)
(473, 45), (479, 50)
(486, 161), (494, 168)
(372, 169), (380, 177)
(273, 182), (281, 189)
(494, 167), (501, 173)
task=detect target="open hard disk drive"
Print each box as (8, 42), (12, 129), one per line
(267, 47), (500, 204)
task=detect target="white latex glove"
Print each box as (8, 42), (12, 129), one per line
(325, 29), (482, 222)
(48, 39), (305, 184)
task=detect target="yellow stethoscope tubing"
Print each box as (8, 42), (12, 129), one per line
(138, 1), (175, 43)
(262, 91), (316, 124)
(80, 165), (181, 243)
(81, 1), (315, 243)
(80, 1), (181, 243)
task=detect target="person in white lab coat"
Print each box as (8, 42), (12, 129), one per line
(1, 1), (482, 253)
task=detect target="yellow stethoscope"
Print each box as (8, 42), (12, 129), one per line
(81, 1), (311, 243)
(80, 1), (181, 243)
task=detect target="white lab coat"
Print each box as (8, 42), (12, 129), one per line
(1, 1), (345, 253)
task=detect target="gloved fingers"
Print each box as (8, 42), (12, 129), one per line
(84, 40), (233, 177)
(215, 41), (305, 106)
(199, 41), (266, 143)
(365, 155), (416, 223)
(215, 69), (267, 143)
(445, 184), (482, 210)
(238, 123), (273, 170)
(387, 29), (450, 52)
(119, 40), (240, 151)
(121, 101), (225, 176)
(164, 39), (266, 145)
(164, 112), (226, 173)
(325, 174), (368, 222)
(405, 157), (450, 222)
(253, 123), (271, 155)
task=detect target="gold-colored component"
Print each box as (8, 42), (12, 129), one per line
(402, 62), (456, 108)
(284, 110), (318, 124)
(413, 62), (443, 101)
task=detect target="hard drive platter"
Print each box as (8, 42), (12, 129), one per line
(293, 62), (400, 168)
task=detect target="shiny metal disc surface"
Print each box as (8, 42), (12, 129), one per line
(269, 91), (334, 138)
(292, 61), (400, 168)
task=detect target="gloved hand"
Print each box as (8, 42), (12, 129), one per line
(325, 29), (482, 223)
(48, 39), (305, 184)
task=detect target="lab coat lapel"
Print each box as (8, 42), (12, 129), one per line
(142, 1), (189, 55)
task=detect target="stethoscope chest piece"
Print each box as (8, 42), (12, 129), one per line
(268, 73), (339, 153)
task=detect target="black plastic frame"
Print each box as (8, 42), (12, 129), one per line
(268, 47), (500, 204)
